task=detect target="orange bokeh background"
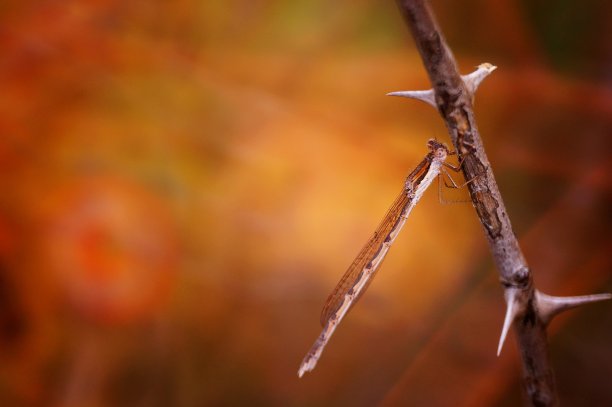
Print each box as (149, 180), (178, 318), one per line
(0, 1), (610, 406)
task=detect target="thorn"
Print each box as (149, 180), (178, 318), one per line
(536, 290), (612, 325)
(497, 288), (520, 356)
(462, 63), (497, 96)
(387, 62), (496, 108)
(386, 89), (436, 107)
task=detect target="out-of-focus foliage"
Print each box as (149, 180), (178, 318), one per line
(0, 1), (610, 406)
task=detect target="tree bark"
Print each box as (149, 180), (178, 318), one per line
(394, 1), (557, 405)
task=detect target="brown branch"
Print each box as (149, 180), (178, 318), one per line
(391, 1), (610, 406)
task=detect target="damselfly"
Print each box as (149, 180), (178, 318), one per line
(298, 139), (461, 377)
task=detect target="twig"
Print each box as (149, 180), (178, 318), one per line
(390, 1), (611, 406)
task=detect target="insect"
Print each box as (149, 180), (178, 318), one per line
(298, 139), (464, 377)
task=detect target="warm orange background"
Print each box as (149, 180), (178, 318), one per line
(0, 1), (610, 406)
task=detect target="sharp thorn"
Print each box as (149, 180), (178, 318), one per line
(386, 89), (437, 108)
(462, 62), (497, 97)
(388, 63), (496, 109)
(536, 290), (612, 325)
(497, 288), (520, 356)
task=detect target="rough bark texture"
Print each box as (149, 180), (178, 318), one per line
(394, 1), (557, 405)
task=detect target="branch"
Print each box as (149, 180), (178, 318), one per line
(391, 1), (610, 406)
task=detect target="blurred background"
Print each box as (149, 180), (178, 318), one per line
(0, 0), (610, 406)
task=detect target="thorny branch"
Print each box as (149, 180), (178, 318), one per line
(390, 1), (611, 406)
